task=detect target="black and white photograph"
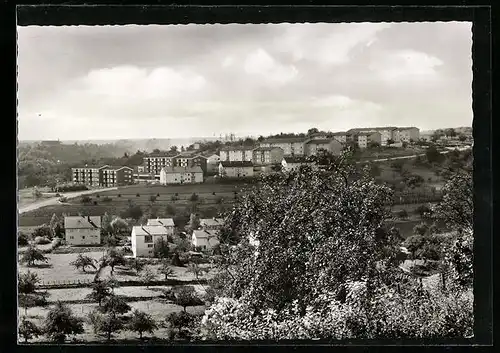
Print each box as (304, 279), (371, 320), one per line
(16, 18), (476, 344)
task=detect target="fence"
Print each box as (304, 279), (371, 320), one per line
(37, 277), (208, 290)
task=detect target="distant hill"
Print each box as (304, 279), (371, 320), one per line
(421, 127), (472, 136)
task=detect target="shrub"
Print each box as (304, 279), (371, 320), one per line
(34, 236), (51, 245)
(18, 232), (29, 246)
(136, 193), (140, 197)
(102, 196), (112, 202)
(93, 201), (98, 205)
(80, 196), (92, 204)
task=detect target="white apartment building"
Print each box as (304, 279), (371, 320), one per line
(131, 225), (170, 258)
(64, 216), (101, 245)
(219, 146), (254, 162)
(159, 166), (204, 185)
(146, 218), (175, 234)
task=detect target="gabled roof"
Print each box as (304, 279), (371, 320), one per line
(132, 225), (169, 236)
(252, 146), (284, 152)
(263, 137), (308, 144)
(192, 229), (219, 239)
(147, 218), (175, 227)
(200, 218), (223, 227)
(64, 216), (102, 229)
(73, 164), (108, 170)
(160, 166), (204, 174)
(305, 139), (336, 144)
(199, 151), (220, 157)
(283, 156), (312, 164)
(330, 131), (348, 136)
(220, 161), (254, 168)
(102, 165), (133, 171)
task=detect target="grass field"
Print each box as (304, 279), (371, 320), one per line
(18, 187), (52, 208)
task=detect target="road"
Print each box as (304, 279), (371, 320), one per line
(18, 187), (118, 214)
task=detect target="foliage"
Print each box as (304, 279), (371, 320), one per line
(86, 279), (112, 306)
(139, 266), (157, 287)
(127, 309), (158, 339)
(413, 222), (429, 236)
(20, 245), (49, 267)
(426, 145), (444, 164)
(18, 231), (29, 246)
(80, 195), (92, 204)
(18, 317), (43, 343)
(396, 209), (408, 220)
(153, 237), (170, 259)
(186, 262), (206, 280)
(18, 271), (40, 295)
(110, 217), (130, 236)
(43, 301), (84, 343)
(189, 193), (200, 202)
(129, 258), (145, 274)
(415, 204), (432, 218)
(166, 311), (201, 340)
(173, 286), (202, 311)
(102, 294), (131, 316)
(96, 311), (125, 341)
(121, 204), (143, 221)
(102, 248), (127, 274)
(32, 225), (53, 240)
(55, 184), (89, 193)
(34, 236), (51, 245)
(188, 213), (201, 231)
(159, 261), (175, 280)
(70, 254), (97, 273)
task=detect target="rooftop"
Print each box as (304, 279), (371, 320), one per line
(147, 218), (175, 227)
(283, 156), (313, 164)
(132, 225), (170, 236)
(306, 139), (335, 144)
(102, 165), (133, 171)
(220, 161), (254, 167)
(220, 146), (256, 151)
(200, 218), (223, 226)
(253, 146), (284, 151)
(192, 229), (219, 238)
(64, 216), (101, 229)
(263, 137), (308, 143)
(347, 127), (398, 133)
(145, 151), (179, 158)
(160, 166), (204, 174)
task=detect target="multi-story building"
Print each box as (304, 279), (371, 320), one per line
(64, 215), (101, 245)
(259, 137), (309, 156)
(199, 152), (221, 173)
(72, 165), (108, 186)
(159, 166), (204, 185)
(191, 229), (220, 251)
(218, 161), (254, 178)
(304, 139), (343, 157)
(330, 132), (348, 144)
(393, 127), (420, 143)
(219, 146), (255, 162)
(173, 152), (208, 174)
(354, 132), (382, 149)
(146, 218), (175, 234)
(143, 152), (179, 176)
(347, 127), (398, 146)
(131, 225), (170, 258)
(281, 156), (317, 172)
(100, 166), (134, 187)
(200, 218), (223, 231)
(252, 147), (284, 165)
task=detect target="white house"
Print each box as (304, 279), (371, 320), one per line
(131, 225), (169, 258)
(218, 161), (254, 178)
(64, 216), (102, 245)
(281, 156), (317, 172)
(191, 229), (220, 251)
(159, 166), (203, 185)
(200, 218), (223, 231)
(146, 218), (175, 235)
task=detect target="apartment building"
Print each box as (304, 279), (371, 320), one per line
(219, 146), (255, 162)
(281, 156), (317, 172)
(72, 165), (108, 186)
(393, 127), (420, 143)
(143, 152), (179, 176)
(259, 137), (309, 156)
(331, 132), (348, 144)
(174, 152), (208, 174)
(252, 147), (284, 165)
(159, 166), (204, 185)
(354, 132), (382, 149)
(146, 218), (175, 235)
(218, 161), (254, 178)
(64, 215), (101, 245)
(100, 166), (134, 187)
(347, 127), (397, 146)
(305, 139), (343, 157)
(199, 152), (221, 173)
(191, 230), (220, 251)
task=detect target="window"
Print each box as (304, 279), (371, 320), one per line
(82, 236), (85, 239)
(144, 235), (153, 243)
(70, 236), (74, 239)
(147, 244), (154, 248)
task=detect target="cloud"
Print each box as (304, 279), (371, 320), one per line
(277, 23), (392, 65)
(76, 65), (207, 101)
(369, 50), (444, 82)
(243, 48), (298, 84)
(222, 56), (234, 68)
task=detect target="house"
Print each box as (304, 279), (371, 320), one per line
(159, 166), (204, 185)
(218, 161), (254, 178)
(200, 218), (223, 231)
(143, 151), (179, 176)
(330, 132), (348, 144)
(173, 152), (208, 173)
(259, 137), (309, 156)
(252, 147), (284, 165)
(304, 139), (343, 157)
(64, 215), (101, 245)
(281, 156), (317, 172)
(353, 132), (382, 149)
(100, 166), (134, 187)
(219, 146), (255, 162)
(347, 127), (397, 146)
(131, 225), (170, 258)
(191, 229), (220, 251)
(146, 218), (175, 235)
(199, 152), (221, 173)
(72, 165), (108, 186)
(393, 127), (420, 143)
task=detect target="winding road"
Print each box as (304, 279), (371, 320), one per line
(18, 187), (118, 214)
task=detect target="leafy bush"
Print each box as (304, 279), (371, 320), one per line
(34, 236), (51, 245)
(18, 232), (29, 246)
(80, 195), (92, 204)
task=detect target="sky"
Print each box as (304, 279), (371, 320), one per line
(17, 22), (473, 141)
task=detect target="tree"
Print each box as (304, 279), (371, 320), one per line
(129, 258), (145, 275)
(43, 301), (84, 343)
(413, 222), (429, 236)
(166, 311), (199, 340)
(189, 193), (199, 202)
(70, 254), (97, 273)
(18, 231), (29, 246)
(159, 261), (175, 281)
(396, 209), (408, 220)
(20, 245), (48, 267)
(18, 317), (43, 343)
(127, 310), (158, 339)
(166, 204), (176, 216)
(49, 214), (60, 237)
(444, 128), (457, 138)
(101, 212), (114, 236)
(99, 312), (124, 341)
(110, 217), (129, 236)
(458, 134), (467, 142)
(170, 145), (178, 153)
(426, 145), (444, 164)
(86, 279), (112, 306)
(307, 128), (319, 136)
(32, 188), (42, 200)
(102, 248), (126, 275)
(386, 139), (395, 145)
(102, 294), (131, 317)
(188, 213), (201, 231)
(368, 141), (381, 149)
(174, 286), (198, 312)
(153, 237), (170, 259)
(139, 266), (157, 288)
(415, 204), (431, 218)
(32, 225), (52, 240)
(171, 252), (184, 267)
(18, 271), (40, 295)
